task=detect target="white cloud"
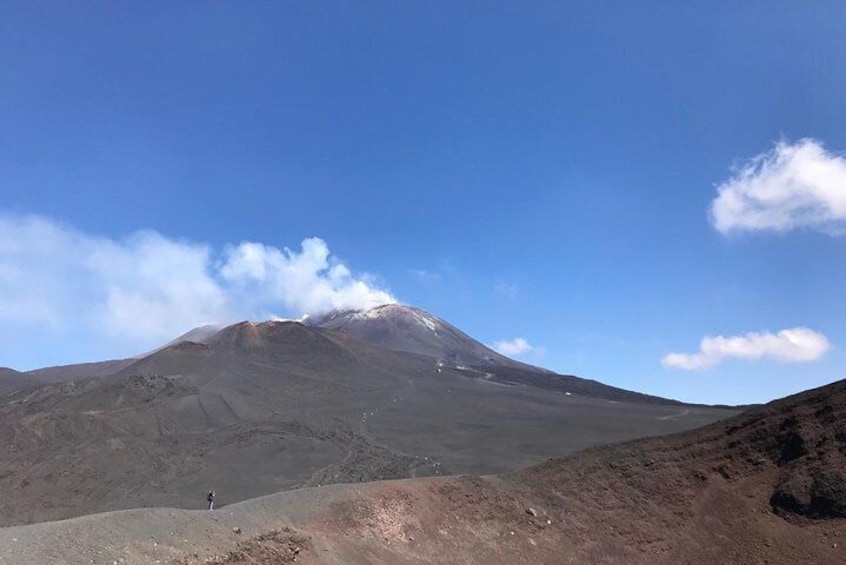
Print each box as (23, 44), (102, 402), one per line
(0, 214), (396, 360)
(492, 337), (535, 357)
(410, 269), (441, 282)
(494, 282), (519, 298)
(662, 327), (831, 371)
(91, 232), (230, 340)
(220, 238), (395, 316)
(710, 138), (846, 235)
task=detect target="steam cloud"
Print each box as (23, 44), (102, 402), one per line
(0, 214), (396, 346)
(492, 337), (535, 357)
(662, 327), (831, 371)
(710, 138), (846, 235)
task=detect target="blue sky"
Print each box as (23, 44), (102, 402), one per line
(2, 2), (846, 404)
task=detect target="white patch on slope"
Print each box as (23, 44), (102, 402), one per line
(410, 309), (439, 332)
(361, 304), (441, 333)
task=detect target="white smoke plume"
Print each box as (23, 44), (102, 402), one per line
(0, 214), (396, 364)
(492, 337), (535, 357)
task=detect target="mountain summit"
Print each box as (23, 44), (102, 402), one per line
(151, 303), (682, 404)
(306, 304), (524, 368)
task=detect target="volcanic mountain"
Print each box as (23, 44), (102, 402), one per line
(305, 304), (525, 368)
(0, 307), (736, 527)
(140, 304), (689, 404)
(0, 367), (28, 393)
(2, 377), (843, 564)
(308, 304), (686, 404)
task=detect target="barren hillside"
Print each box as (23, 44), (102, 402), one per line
(1, 379), (842, 564)
(0, 320), (734, 527)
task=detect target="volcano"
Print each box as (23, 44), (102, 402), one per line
(0, 307), (737, 527)
(305, 304), (525, 368)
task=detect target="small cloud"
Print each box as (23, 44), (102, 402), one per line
(410, 269), (441, 282)
(438, 258), (456, 273)
(492, 337), (535, 357)
(710, 138), (846, 235)
(662, 327), (831, 371)
(494, 282), (519, 298)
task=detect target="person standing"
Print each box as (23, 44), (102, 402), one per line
(207, 490), (215, 510)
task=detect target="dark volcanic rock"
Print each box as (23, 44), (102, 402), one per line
(772, 471), (846, 519)
(521, 378), (846, 526)
(775, 424), (807, 466)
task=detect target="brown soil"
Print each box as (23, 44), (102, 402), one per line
(5, 378), (835, 565)
(173, 528), (316, 565)
(174, 379), (846, 565)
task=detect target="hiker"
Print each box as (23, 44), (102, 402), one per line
(207, 490), (215, 510)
